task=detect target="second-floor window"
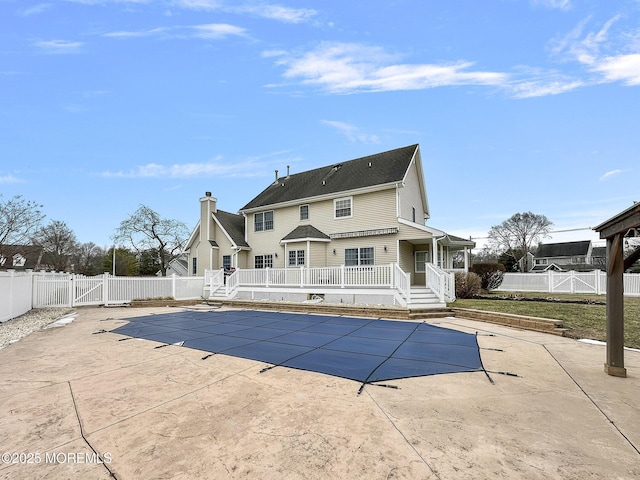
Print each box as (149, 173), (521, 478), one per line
(334, 197), (352, 218)
(300, 204), (309, 221)
(254, 210), (274, 232)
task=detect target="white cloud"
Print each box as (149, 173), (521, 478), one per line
(192, 23), (247, 39)
(270, 42), (508, 94)
(235, 4), (317, 23)
(65, 0), (150, 4)
(170, 0), (221, 10)
(100, 153), (294, 179)
(550, 15), (640, 87)
(33, 39), (84, 54)
(104, 27), (169, 38)
(599, 169), (624, 181)
(104, 24), (246, 40)
(20, 3), (52, 16)
(321, 120), (380, 144)
(172, 1), (316, 23)
(531, 0), (572, 11)
(0, 174), (21, 184)
(592, 53), (640, 85)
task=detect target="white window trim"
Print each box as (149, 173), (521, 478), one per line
(334, 196), (353, 219)
(345, 246), (374, 266)
(300, 204), (309, 221)
(254, 210), (274, 232)
(415, 250), (428, 272)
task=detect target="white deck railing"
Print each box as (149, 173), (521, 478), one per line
(218, 263), (413, 296)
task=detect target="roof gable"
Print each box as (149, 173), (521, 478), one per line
(241, 144), (419, 210)
(214, 210), (249, 248)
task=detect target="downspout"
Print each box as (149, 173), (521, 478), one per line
(432, 235), (446, 267)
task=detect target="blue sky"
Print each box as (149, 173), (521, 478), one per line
(2, 0), (639, 251)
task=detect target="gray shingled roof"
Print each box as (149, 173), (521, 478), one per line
(281, 225), (330, 242)
(214, 210), (250, 248)
(535, 241), (591, 258)
(241, 144), (419, 210)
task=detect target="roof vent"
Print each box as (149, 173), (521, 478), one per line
(322, 180), (326, 186)
(286, 165), (290, 177)
(274, 169), (279, 183)
(368, 162), (372, 168)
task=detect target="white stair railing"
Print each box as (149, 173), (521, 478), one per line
(426, 263), (455, 303)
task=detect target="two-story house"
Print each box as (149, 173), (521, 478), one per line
(184, 144), (474, 307)
(531, 240), (605, 272)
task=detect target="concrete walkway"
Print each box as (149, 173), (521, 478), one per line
(0, 306), (638, 479)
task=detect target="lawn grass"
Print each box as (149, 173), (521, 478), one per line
(449, 292), (640, 349)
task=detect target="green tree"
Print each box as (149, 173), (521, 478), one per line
(138, 248), (162, 276)
(103, 247), (140, 276)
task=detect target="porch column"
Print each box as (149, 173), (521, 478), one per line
(432, 237), (438, 267)
(464, 247), (469, 272)
(604, 233), (626, 377)
(306, 240), (311, 268)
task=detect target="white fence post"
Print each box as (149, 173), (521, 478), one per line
(171, 273), (176, 299)
(103, 272), (109, 305)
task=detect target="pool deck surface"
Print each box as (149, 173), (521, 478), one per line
(0, 306), (638, 479)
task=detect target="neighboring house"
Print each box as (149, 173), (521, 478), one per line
(165, 253), (189, 277)
(0, 245), (44, 271)
(185, 145), (474, 293)
(531, 240), (605, 272)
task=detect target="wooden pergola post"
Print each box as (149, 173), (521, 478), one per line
(594, 202), (640, 378)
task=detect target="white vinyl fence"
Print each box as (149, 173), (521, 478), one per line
(32, 273), (206, 308)
(0, 271), (35, 322)
(1, 271), (207, 322)
(495, 270), (640, 297)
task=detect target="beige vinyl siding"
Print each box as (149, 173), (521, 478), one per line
(327, 237), (396, 267)
(398, 240), (415, 280)
(398, 160), (426, 223)
(245, 189), (399, 267)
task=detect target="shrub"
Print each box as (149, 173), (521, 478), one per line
(454, 272), (482, 299)
(486, 271), (505, 290)
(471, 263), (506, 290)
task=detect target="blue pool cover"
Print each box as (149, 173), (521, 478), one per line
(110, 309), (485, 387)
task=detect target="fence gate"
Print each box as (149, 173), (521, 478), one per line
(73, 275), (105, 306)
(33, 274), (106, 308)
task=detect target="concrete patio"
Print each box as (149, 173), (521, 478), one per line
(0, 306), (638, 479)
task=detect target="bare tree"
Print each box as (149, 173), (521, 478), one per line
(72, 242), (106, 275)
(32, 220), (78, 271)
(113, 205), (189, 276)
(0, 195), (45, 258)
(488, 212), (553, 272)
